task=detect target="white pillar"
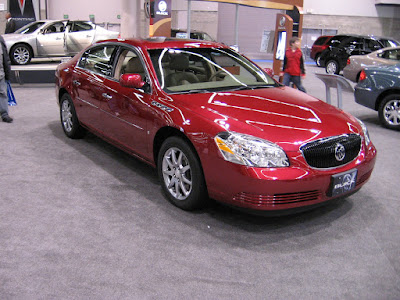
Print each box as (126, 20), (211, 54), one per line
(121, 0), (142, 38)
(187, 0), (191, 38)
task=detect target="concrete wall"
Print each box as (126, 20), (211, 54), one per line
(304, 0), (400, 18)
(303, 14), (400, 41)
(217, 3), (280, 59)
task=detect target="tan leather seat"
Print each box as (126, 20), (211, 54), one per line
(165, 55), (199, 87)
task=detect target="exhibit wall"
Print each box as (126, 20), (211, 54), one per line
(0, 0), (399, 60)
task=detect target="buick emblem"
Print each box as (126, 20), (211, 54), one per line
(334, 143), (346, 161)
(342, 174), (353, 191)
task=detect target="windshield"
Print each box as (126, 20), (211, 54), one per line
(148, 47), (278, 94)
(15, 21), (46, 34)
(379, 39), (400, 48)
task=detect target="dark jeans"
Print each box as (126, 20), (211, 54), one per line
(283, 73), (306, 93)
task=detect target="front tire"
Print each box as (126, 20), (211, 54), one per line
(157, 136), (207, 210)
(10, 44), (32, 65)
(378, 94), (400, 130)
(60, 93), (86, 139)
(325, 60), (340, 75)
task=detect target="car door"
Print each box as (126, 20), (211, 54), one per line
(64, 21), (96, 56)
(98, 47), (150, 158)
(36, 21), (66, 56)
(70, 44), (118, 132)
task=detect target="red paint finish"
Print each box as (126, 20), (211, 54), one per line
(55, 38), (377, 212)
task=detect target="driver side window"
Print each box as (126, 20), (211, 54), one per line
(114, 49), (146, 81)
(44, 22), (65, 34)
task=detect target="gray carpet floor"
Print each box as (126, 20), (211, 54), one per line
(0, 64), (399, 299)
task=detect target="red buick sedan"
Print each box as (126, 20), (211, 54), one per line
(55, 38), (376, 213)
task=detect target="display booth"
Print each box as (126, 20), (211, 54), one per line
(145, 0), (172, 37)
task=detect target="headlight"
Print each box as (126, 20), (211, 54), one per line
(214, 132), (289, 168)
(356, 118), (371, 146)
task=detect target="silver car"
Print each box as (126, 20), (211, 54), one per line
(343, 46), (400, 82)
(3, 20), (119, 65)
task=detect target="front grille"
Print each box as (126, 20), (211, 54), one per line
(233, 190), (322, 206)
(301, 134), (361, 168)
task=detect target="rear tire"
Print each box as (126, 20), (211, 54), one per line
(378, 94), (400, 130)
(157, 136), (207, 210)
(315, 55), (322, 67)
(60, 94), (86, 139)
(325, 60), (340, 75)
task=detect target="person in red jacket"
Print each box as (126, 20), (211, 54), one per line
(281, 37), (306, 93)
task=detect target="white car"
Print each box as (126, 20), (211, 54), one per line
(3, 20), (119, 65)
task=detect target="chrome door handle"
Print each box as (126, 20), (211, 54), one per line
(73, 80), (81, 86)
(102, 93), (112, 99)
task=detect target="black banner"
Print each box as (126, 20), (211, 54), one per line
(8, 0), (37, 30)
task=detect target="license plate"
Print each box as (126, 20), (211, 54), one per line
(329, 169), (358, 197)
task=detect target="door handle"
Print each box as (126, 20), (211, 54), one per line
(102, 93), (112, 99)
(73, 80), (81, 86)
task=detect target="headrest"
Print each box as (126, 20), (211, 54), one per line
(169, 55), (189, 71)
(125, 57), (144, 74)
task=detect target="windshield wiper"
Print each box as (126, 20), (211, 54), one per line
(171, 89), (214, 95)
(231, 84), (275, 91)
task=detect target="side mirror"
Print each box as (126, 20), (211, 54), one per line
(120, 74), (145, 89)
(264, 68), (274, 77)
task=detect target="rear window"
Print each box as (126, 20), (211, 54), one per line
(313, 36), (330, 46)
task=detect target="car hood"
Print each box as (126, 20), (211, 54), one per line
(169, 86), (361, 151)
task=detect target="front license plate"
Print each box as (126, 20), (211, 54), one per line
(329, 169), (358, 197)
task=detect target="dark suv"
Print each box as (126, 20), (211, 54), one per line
(320, 34), (400, 74)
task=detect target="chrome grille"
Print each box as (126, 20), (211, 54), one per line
(301, 134), (361, 168)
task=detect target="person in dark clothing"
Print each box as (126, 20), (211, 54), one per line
(281, 36), (306, 93)
(5, 12), (16, 34)
(0, 35), (13, 123)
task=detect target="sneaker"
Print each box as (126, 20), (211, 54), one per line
(2, 115), (13, 123)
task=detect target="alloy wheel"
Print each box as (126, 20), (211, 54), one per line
(383, 99), (400, 126)
(162, 147), (192, 200)
(61, 100), (73, 133)
(326, 61), (337, 74)
(13, 47), (30, 64)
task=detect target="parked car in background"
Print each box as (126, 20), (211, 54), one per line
(354, 64), (400, 130)
(171, 29), (215, 41)
(310, 35), (333, 67)
(55, 37), (376, 214)
(319, 34), (400, 74)
(344, 46), (400, 82)
(3, 20), (119, 65)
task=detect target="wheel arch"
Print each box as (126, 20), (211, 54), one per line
(10, 42), (34, 58)
(153, 126), (200, 168)
(58, 88), (69, 104)
(375, 89), (400, 111)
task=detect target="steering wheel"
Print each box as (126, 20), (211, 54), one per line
(208, 69), (228, 81)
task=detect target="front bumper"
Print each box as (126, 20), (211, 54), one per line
(205, 142), (377, 212)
